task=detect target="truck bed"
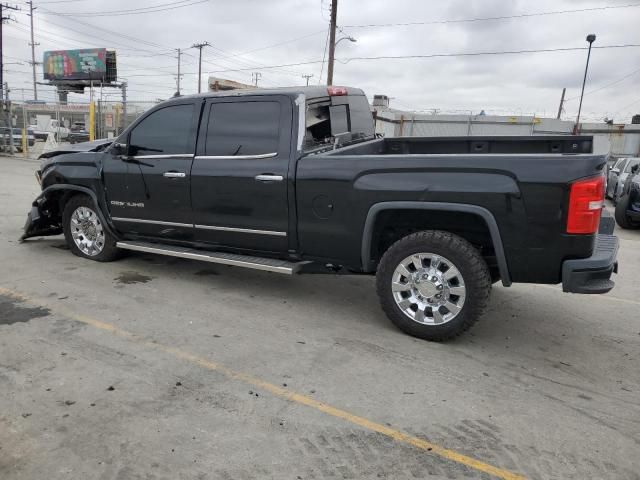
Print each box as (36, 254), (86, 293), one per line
(298, 143), (607, 283)
(326, 136), (594, 156)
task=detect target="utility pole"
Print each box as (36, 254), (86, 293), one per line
(191, 42), (210, 93)
(302, 73), (313, 86)
(175, 48), (182, 96)
(26, 1), (39, 101)
(251, 72), (261, 86)
(326, 0), (338, 85)
(3, 82), (14, 154)
(556, 87), (566, 119)
(1, 3), (20, 90)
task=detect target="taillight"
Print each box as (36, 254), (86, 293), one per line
(566, 175), (605, 234)
(327, 86), (347, 96)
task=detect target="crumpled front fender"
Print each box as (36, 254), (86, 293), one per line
(20, 193), (64, 242)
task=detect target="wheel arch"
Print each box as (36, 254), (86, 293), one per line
(361, 201), (512, 286)
(41, 185), (118, 238)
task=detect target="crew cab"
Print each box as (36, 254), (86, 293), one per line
(21, 86), (619, 341)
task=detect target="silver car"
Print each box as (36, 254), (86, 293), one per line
(607, 158), (632, 199)
(614, 158), (640, 203)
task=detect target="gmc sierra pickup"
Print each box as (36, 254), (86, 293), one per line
(21, 86), (619, 341)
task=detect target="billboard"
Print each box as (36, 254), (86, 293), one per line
(43, 49), (115, 82)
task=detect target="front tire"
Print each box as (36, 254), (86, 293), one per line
(62, 195), (121, 262)
(376, 230), (491, 341)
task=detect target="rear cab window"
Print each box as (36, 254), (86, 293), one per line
(304, 94), (375, 152)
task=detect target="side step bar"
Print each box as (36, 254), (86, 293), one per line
(116, 241), (307, 274)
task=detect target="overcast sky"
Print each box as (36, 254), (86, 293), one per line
(4, 0), (640, 122)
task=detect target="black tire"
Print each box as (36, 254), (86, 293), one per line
(376, 230), (491, 341)
(62, 195), (121, 262)
(615, 194), (637, 229)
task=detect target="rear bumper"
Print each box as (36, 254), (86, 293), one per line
(562, 234), (618, 294)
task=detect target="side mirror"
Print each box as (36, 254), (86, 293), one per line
(611, 168), (620, 174)
(111, 142), (127, 157)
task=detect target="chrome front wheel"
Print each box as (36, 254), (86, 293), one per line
(70, 206), (105, 256)
(391, 253), (466, 325)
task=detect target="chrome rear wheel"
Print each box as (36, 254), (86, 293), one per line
(376, 230), (491, 341)
(391, 253), (466, 325)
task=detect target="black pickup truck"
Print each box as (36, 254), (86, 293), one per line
(22, 86), (619, 341)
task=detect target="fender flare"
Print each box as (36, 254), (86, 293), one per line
(38, 184), (119, 238)
(361, 201), (511, 287)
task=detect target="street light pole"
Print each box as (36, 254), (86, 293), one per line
(574, 34), (596, 134)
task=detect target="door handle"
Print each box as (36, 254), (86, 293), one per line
(163, 171), (186, 178)
(255, 174), (283, 182)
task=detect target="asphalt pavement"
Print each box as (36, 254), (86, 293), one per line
(1, 155), (639, 480)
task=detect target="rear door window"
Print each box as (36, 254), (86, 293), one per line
(204, 101), (281, 157)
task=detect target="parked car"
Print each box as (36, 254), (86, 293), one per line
(29, 124), (48, 141)
(615, 163), (640, 229)
(0, 127), (36, 151)
(21, 86), (618, 341)
(30, 119), (70, 141)
(613, 158), (640, 204)
(606, 157), (631, 199)
(68, 130), (90, 144)
(70, 122), (86, 133)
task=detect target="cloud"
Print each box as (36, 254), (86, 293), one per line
(3, 0), (639, 122)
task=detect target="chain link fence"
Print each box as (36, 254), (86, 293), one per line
(1, 99), (160, 158)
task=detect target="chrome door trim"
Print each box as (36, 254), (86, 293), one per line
(255, 174), (284, 182)
(194, 224), (287, 237)
(132, 154), (194, 159)
(112, 217), (193, 228)
(194, 152), (277, 160)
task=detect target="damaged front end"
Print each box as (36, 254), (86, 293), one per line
(20, 191), (64, 242)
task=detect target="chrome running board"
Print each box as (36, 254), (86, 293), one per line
(116, 241), (306, 274)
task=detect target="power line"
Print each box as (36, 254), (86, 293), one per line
(199, 43), (640, 74)
(318, 23), (330, 84)
(23, 0), (86, 4)
(613, 97), (640, 115)
(226, 30), (325, 59)
(45, 0), (208, 17)
(344, 3), (640, 28)
(336, 44), (640, 64)
(47, 0), (195, 15)
(37, 7), (177, 52)
(565, 67), (640, 101)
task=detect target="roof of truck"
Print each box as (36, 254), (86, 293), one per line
(173, 85), (366, 101)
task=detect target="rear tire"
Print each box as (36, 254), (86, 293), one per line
(615, 194), (637, 229)
(62, 195), (121, 262)
(376, 230), (491, 341)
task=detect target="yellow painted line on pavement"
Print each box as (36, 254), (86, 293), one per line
(0, 286), (526, 480)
